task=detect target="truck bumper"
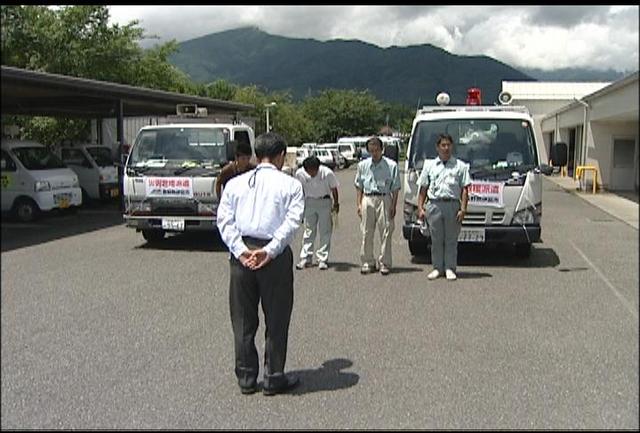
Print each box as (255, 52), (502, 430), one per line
(123, 215), (217, 231)
(402, 222), (541, 244)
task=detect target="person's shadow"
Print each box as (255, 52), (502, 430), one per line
(275, 358), (359, 395)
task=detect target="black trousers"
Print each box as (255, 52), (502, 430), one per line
(229, 238), (294, 390)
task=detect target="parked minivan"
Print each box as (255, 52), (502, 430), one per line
(336, 141), (358, 164)
(1, 139), (82, 222)
(60, 144), (118, 202)
(317, 143), (348, 169)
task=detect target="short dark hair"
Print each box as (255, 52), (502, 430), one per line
(302, 155), (321, 170)
(436, 134), (454, 146)
(234, 140), (252, 157)
(254, 132), (286, 159)
(366, 136), (383, 150)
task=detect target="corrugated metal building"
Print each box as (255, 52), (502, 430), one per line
(501, 81), (611, 163)
(540, 72), (639, 192)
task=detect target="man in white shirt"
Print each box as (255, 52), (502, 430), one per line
(295, 155), (340, 270)
(217, 132), (304, 396)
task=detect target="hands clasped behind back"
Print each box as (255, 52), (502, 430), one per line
(239, 249), (272, 270)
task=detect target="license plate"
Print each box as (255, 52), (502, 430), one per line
(54, 194), (71, 209)
(162, 217), (185, 231)
(110, 188), (119, 198)
(458, 227), (485, 242)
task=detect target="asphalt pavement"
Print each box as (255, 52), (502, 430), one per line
(1, 167), (638, 429)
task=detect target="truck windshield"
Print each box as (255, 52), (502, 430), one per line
(128, 127), (229, 168)
(86, 146), (114, 167)
(408, 119), (538, 173)
(12, 147), (66, 170)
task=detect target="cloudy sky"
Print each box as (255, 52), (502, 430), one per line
(108, 5), (639, 73)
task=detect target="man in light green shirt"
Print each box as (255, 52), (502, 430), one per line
(416, 133), (471, 281)
(354, 136), (401, 275)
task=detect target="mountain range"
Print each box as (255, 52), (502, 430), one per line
(168, 27), (625, 106)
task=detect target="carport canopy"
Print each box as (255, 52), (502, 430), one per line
(1, 65), (254, 118)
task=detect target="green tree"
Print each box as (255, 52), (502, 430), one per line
(302, 89), (383, 142)
(1, 5), (195, 145)
(199, 79), (238, 100)
(381, 102), (415, 135)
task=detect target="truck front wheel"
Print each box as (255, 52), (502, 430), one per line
(13, 198), (40, 223)
(142, 229), (165, 243)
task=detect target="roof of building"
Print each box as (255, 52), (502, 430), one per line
(502, 81), (612, 100)
(1, 65), (253, 118)
(541, 70), (639, 120)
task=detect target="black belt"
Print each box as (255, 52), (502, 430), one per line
(242, 236), (272, 247)
(364, 192), (386, 196)
(430, 197), (457, 202)
(308, 195), (331, 199)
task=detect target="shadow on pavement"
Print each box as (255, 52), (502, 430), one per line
(330, 261), (361, 272)
(457, 271), (493, 279)
(135, 231), (228, 252)
(390, 266), (423, 274)
(270, 358), (359, 396)
(411, 245), (560, 268)
(1, 202), (124, 253)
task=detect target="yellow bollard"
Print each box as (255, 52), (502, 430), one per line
(575, 165), (599, 194)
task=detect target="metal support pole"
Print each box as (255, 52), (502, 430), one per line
(574, 98), (590, 189)
(116, 100), (125, 210)
(266, 108), (270, 132)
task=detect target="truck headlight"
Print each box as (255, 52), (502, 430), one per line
(71, 177), (80, 188)
(512, 205), (541, 225)
(127, 201), (152, 214)
(198, 202), (217, 215)
(35, 180), (51, 192)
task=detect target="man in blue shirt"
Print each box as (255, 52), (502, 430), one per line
(217, 132), (305, 396)
(354, 136), (401, 275)
(416, 134), (471, 281)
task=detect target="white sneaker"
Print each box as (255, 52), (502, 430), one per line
(427, 269), (440, 280)
(445, 269), (457, 281)
(318, 261), (328, 270)
(296, 259), (309, 270)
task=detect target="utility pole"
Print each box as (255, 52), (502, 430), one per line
(265, 102), (277, 133)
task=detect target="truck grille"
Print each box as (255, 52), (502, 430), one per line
(463, 211), (505, 225)
(152, 206), (196, 216)
(150, 198), (197, 216)
(463, 211), (485, 225)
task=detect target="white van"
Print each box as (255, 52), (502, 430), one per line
(295, 147), (312, 167)
(317, 143), (348, 169)
(311, 148), (337, 170)
(336, 141), (358, 164)
(1, 139), (82, 222)
(60, 144), (119, 201)
(337, 136), (369, 161)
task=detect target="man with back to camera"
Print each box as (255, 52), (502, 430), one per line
(416, 133), (471, 281)
(354, 136), (401, 275)
(295, 155), (340, 270)
(216, 132), (304, 396)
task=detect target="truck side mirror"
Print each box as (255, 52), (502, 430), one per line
(538, 163), (554, 176)
(550, 142), (568, 167)
(225, 141), (236, 163)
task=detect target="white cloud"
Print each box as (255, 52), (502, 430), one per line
(108, 5), (639, 72)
